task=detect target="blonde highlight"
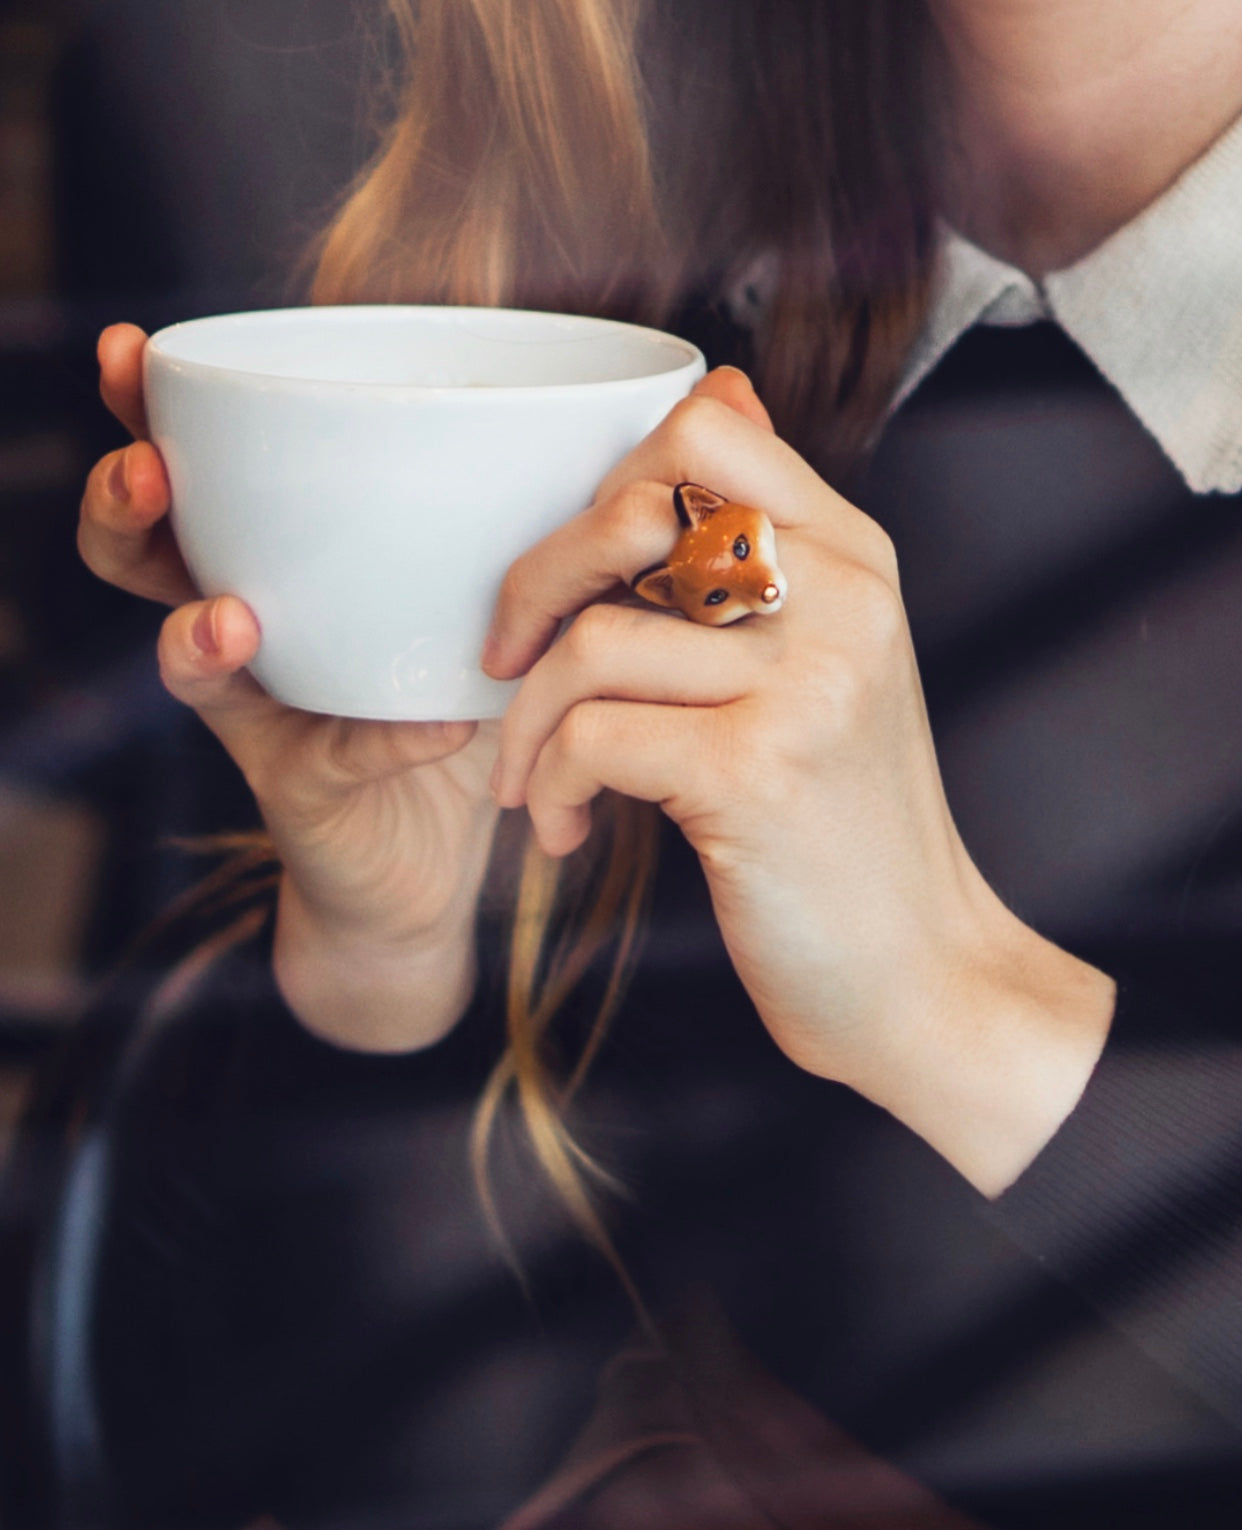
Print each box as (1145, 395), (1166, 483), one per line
(312, 0), (674, 319)
(470, 793), (659, 1310)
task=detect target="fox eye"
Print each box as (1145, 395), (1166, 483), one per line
(733, 535), (750, 560)
(705, 589), (729, 606)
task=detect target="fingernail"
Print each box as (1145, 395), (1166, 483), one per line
(716, 365), (751, 382)
(480, 631), (501, 674)
(192, 601), (220, 657)
(108, 450), (130, 504)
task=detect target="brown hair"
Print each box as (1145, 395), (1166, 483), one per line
(311, 0), (941, 1267)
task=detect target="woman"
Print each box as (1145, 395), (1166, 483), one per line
(75, 0), (1242, 1525)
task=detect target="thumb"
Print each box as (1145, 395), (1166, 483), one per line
(691, 366), (775, 433)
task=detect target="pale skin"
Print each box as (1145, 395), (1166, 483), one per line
(931, 0), (1242, 273)
(79, 0), (1241, 1195)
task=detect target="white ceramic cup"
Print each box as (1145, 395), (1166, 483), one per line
(144, 306), (705, 720)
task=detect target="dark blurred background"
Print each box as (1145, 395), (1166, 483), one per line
(0, 0), (381, 1153)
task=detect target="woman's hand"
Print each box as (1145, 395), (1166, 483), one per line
(80, 326), (503, 1052)
(484, 369), (1114, 1196)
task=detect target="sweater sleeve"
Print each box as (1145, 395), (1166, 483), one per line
(987, 975), (1242, 1430)
(86, 901), (532, 1530)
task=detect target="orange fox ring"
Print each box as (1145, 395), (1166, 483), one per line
(630, 482), (788, 627)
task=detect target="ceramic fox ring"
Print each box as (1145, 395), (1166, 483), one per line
(630, 483), (788, 627)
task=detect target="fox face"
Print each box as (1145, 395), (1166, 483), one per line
(631, 483), (787, 626)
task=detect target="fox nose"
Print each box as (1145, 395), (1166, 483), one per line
(761, 583), (780, 604)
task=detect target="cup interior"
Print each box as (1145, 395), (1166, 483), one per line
(148, 305), (700, 391)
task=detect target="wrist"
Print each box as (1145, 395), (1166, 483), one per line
(835, 903), (1116, 1198)
(273, 873), (480, 1053)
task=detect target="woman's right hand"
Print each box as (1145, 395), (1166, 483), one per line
(79, 325), (503, 1052)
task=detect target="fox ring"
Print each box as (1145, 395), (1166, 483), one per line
(630, 482), (788, 627)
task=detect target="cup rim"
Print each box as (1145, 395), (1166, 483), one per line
(145, 304), (706, 399)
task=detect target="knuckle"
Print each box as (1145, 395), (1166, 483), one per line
(556, 698), (604, 763)
(595, 481), (655, 544)
(836, 559), (905, 652)
(564, 599), (627, 661)
(859, 519), (900, 580)
(661, 394), (720, 463)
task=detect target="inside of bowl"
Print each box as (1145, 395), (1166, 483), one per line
(152, 307), (697, 388)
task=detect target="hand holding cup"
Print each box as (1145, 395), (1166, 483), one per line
(82, 325), (497, 1054)
(83, 310), (704, 1051)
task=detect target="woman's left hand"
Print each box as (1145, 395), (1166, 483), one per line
(483, 370), (1114, 1196)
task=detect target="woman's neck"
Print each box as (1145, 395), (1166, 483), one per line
(930, 0), (1242, 275)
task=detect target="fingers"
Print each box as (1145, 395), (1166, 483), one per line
(484, 478), (685, 677)
(159, 595), (478, 801)
(98, 324), (150, 440)
(84, 324), (196, 605)
(523, 698), (717, 857)
(483, 448), (791, 679)
(493, 601), (759, 807)
(592, 389), (835, 529)
(486, 380), (872, 680)
(157, 594), (273, 729)
(78, 439), (197, 605)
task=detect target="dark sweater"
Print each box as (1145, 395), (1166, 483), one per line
(76, 323), (1242, 1528)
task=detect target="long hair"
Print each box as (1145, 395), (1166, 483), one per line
(311, 0), (942, 1267)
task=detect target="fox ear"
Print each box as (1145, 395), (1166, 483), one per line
(673, 482), (727, 529)
(632, 562), (679, 608)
